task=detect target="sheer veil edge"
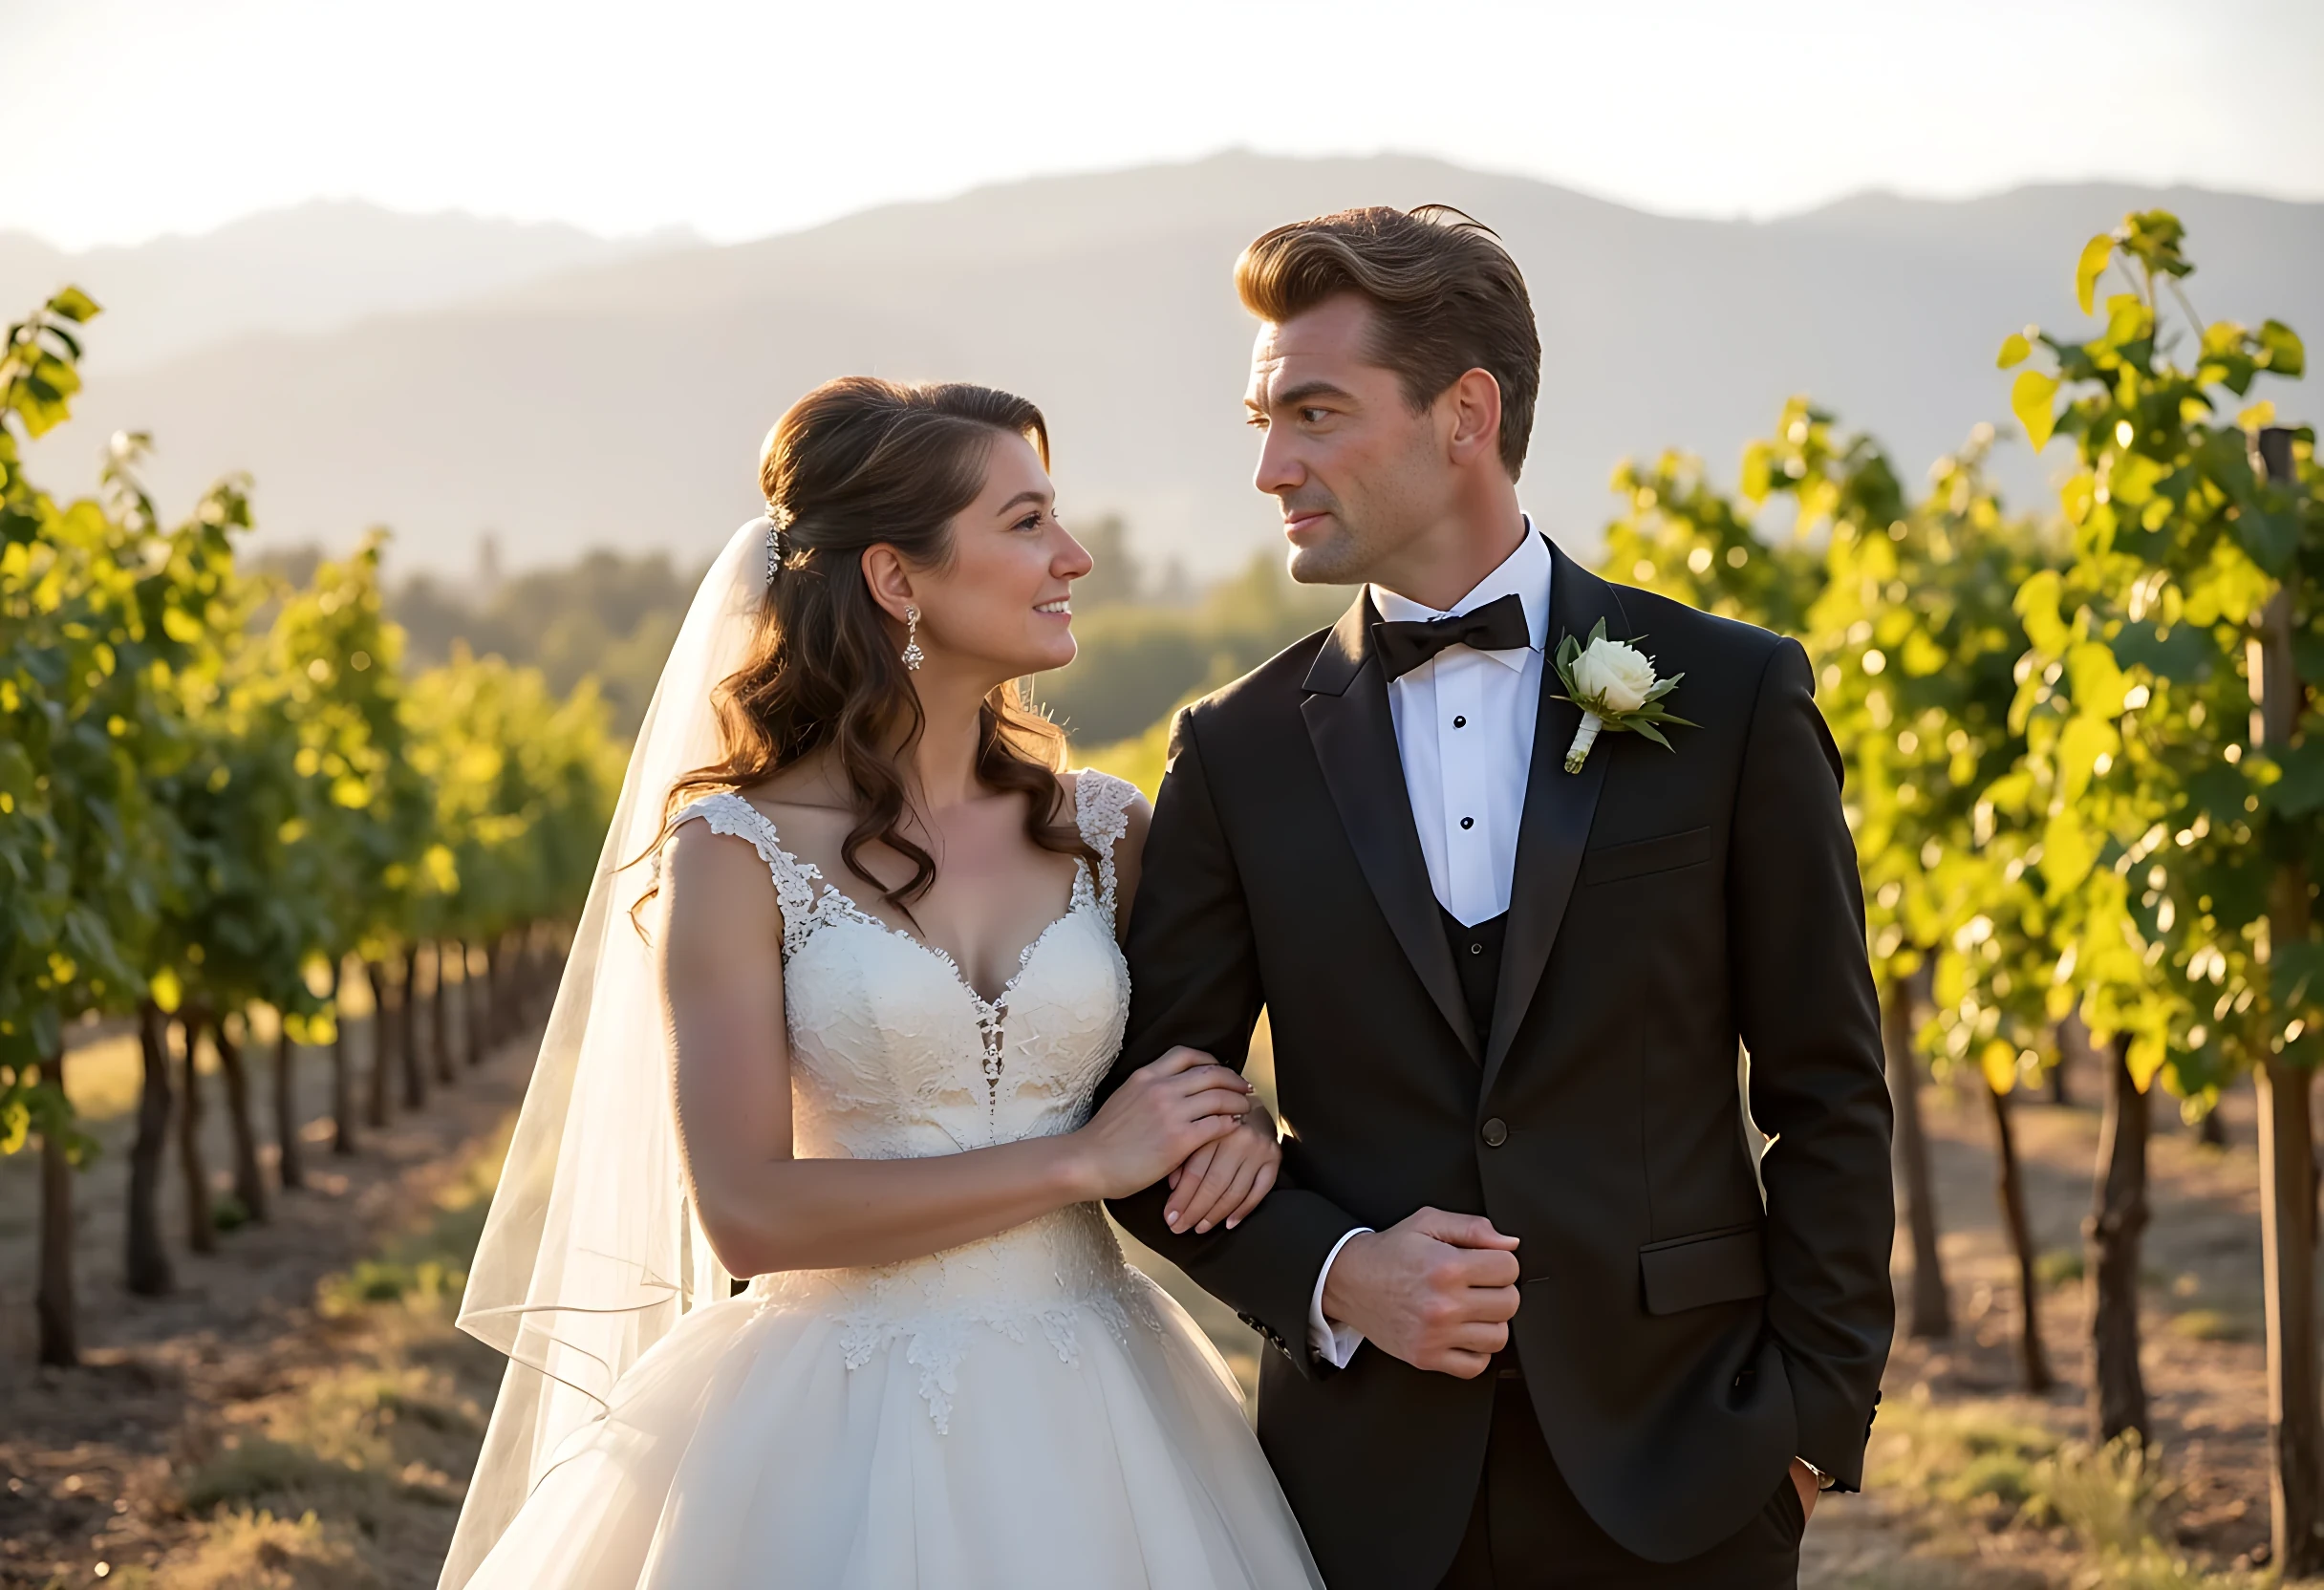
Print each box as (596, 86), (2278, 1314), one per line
(436, 520), (767, 1588)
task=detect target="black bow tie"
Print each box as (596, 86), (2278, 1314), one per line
(1371, 592), (1532, 680)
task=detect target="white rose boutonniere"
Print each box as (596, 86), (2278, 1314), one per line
(1552, 620), (1695, 773)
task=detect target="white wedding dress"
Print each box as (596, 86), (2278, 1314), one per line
(461, 770), (1323, 1590)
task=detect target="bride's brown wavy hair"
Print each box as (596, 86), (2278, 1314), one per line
(654, 376), (1091, 920)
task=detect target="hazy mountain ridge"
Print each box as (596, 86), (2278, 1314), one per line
(0, 199), (699, 372)
(19, 155), (2321, 578)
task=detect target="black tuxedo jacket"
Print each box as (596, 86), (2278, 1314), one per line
(1103, 540), (1893, 1586)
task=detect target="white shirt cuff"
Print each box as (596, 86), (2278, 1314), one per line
(1307, 1227), (1372, 1367)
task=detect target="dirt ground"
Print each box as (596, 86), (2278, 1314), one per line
(1799, 1063), (2272, 1586)
(0, 1021), (2283, 1588)
(0, 1010), (529, 1588)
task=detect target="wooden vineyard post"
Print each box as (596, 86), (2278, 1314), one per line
(35, 1043), (77, 1366)
(365, 958), (394, 1128)
(211, 1014), (269, 1224)
(2252, 426), (2323, 1575)
(125, 1001), (176, 1295)
(2087, 1036), (2150, 1439)
(177, 1014), (215, 1254)
(273, 1023), (306, 1191)
(432, 942), (457, 1085)
(399, 945), (426, 1111)
(1989, 1075), (2053, 1390)
(330, 957), (358, 1155)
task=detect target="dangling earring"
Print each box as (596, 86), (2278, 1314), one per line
(900, 606), (925, 672)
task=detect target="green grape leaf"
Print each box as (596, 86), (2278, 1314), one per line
(2270, 740), (2324, 819)
(47, 286), (101, 324)
(2075, 233), (2116, 315)
(2014, 569), (2070, 655)
(2259, 320), (2306, 379)
(2012, 370), (2060, 452)
(2270, 939), (2324, 1019)
(2056, 714), (2119, 805)
(2110, 621), (2209, 683)
(2066, 641), (2129, 718)
(2292, 631), (2324, 688)
(2126, 1033), (2167, 1093)
(1980, 1040), (2017, 1095)
(2236, 502), (2300, 575)
(2041, 808), (2099, 895)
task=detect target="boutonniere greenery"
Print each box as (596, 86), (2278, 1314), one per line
(1551, 621), (1695, 774)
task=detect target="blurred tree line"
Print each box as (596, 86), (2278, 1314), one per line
(364, 546), (696, 741)
(350, 511), (1345, 757)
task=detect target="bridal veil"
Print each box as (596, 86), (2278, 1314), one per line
(438, 519), (767, 1587)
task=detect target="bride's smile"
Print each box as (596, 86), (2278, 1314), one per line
(864, 428), (1090, 685)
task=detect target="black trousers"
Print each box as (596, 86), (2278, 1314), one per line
(1437, 1377), (1805, 1589)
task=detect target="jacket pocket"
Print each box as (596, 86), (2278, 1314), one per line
(1639, 1220), (1767, 1316)
(1579, 825), (1713, 886)
(1766, 1469), (1807, 1545)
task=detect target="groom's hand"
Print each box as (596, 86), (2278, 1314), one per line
(1320, 1208), (1520, 1378)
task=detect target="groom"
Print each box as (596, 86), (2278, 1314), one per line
(1103, 206), (1894, 1587)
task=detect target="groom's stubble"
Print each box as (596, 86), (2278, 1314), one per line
(1276, 420), (1452, 591)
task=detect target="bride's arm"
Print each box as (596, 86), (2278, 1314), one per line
(659, 822), (1254, 1278)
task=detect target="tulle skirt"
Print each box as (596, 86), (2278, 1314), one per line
(462, 1231), (1322, 1589)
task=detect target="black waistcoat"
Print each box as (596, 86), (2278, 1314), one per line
(1438, 903), (1509, 1048)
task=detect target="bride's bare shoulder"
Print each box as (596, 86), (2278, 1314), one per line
(728, 759), (856, 837)
(663, 764), (833, 898)
(738, 755), (840, 806)
(660, 812), (786, 958)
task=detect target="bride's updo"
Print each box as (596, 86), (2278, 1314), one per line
(663, 376), (1088, 915)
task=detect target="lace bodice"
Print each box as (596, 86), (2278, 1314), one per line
(669, 770), (1150, 1429)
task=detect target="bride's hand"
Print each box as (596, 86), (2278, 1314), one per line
(1163, 1101), (1279, 1235)
(1075, 1047), (1253, 1201)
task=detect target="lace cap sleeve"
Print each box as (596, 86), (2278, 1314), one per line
(668, 791), (823, 951)
(1070, 769), (1138, 928)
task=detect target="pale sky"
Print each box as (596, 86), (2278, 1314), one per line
(5, 0), (2320, 250)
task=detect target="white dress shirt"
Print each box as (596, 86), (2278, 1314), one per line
(1306, 523), (1554, 1365)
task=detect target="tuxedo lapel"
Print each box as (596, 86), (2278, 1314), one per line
(1301, 593), (1480, 1064)
(1480, 541), (1626, 1096)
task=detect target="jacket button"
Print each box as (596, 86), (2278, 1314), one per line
(1481, 1118), (1509, 1148)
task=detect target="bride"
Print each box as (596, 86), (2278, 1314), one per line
(439, 376), (1323, 1588)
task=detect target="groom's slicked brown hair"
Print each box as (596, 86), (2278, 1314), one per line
(1236, 204), (1541, 479)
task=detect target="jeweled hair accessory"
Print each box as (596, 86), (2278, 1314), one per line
(763, 505), (791, 584)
